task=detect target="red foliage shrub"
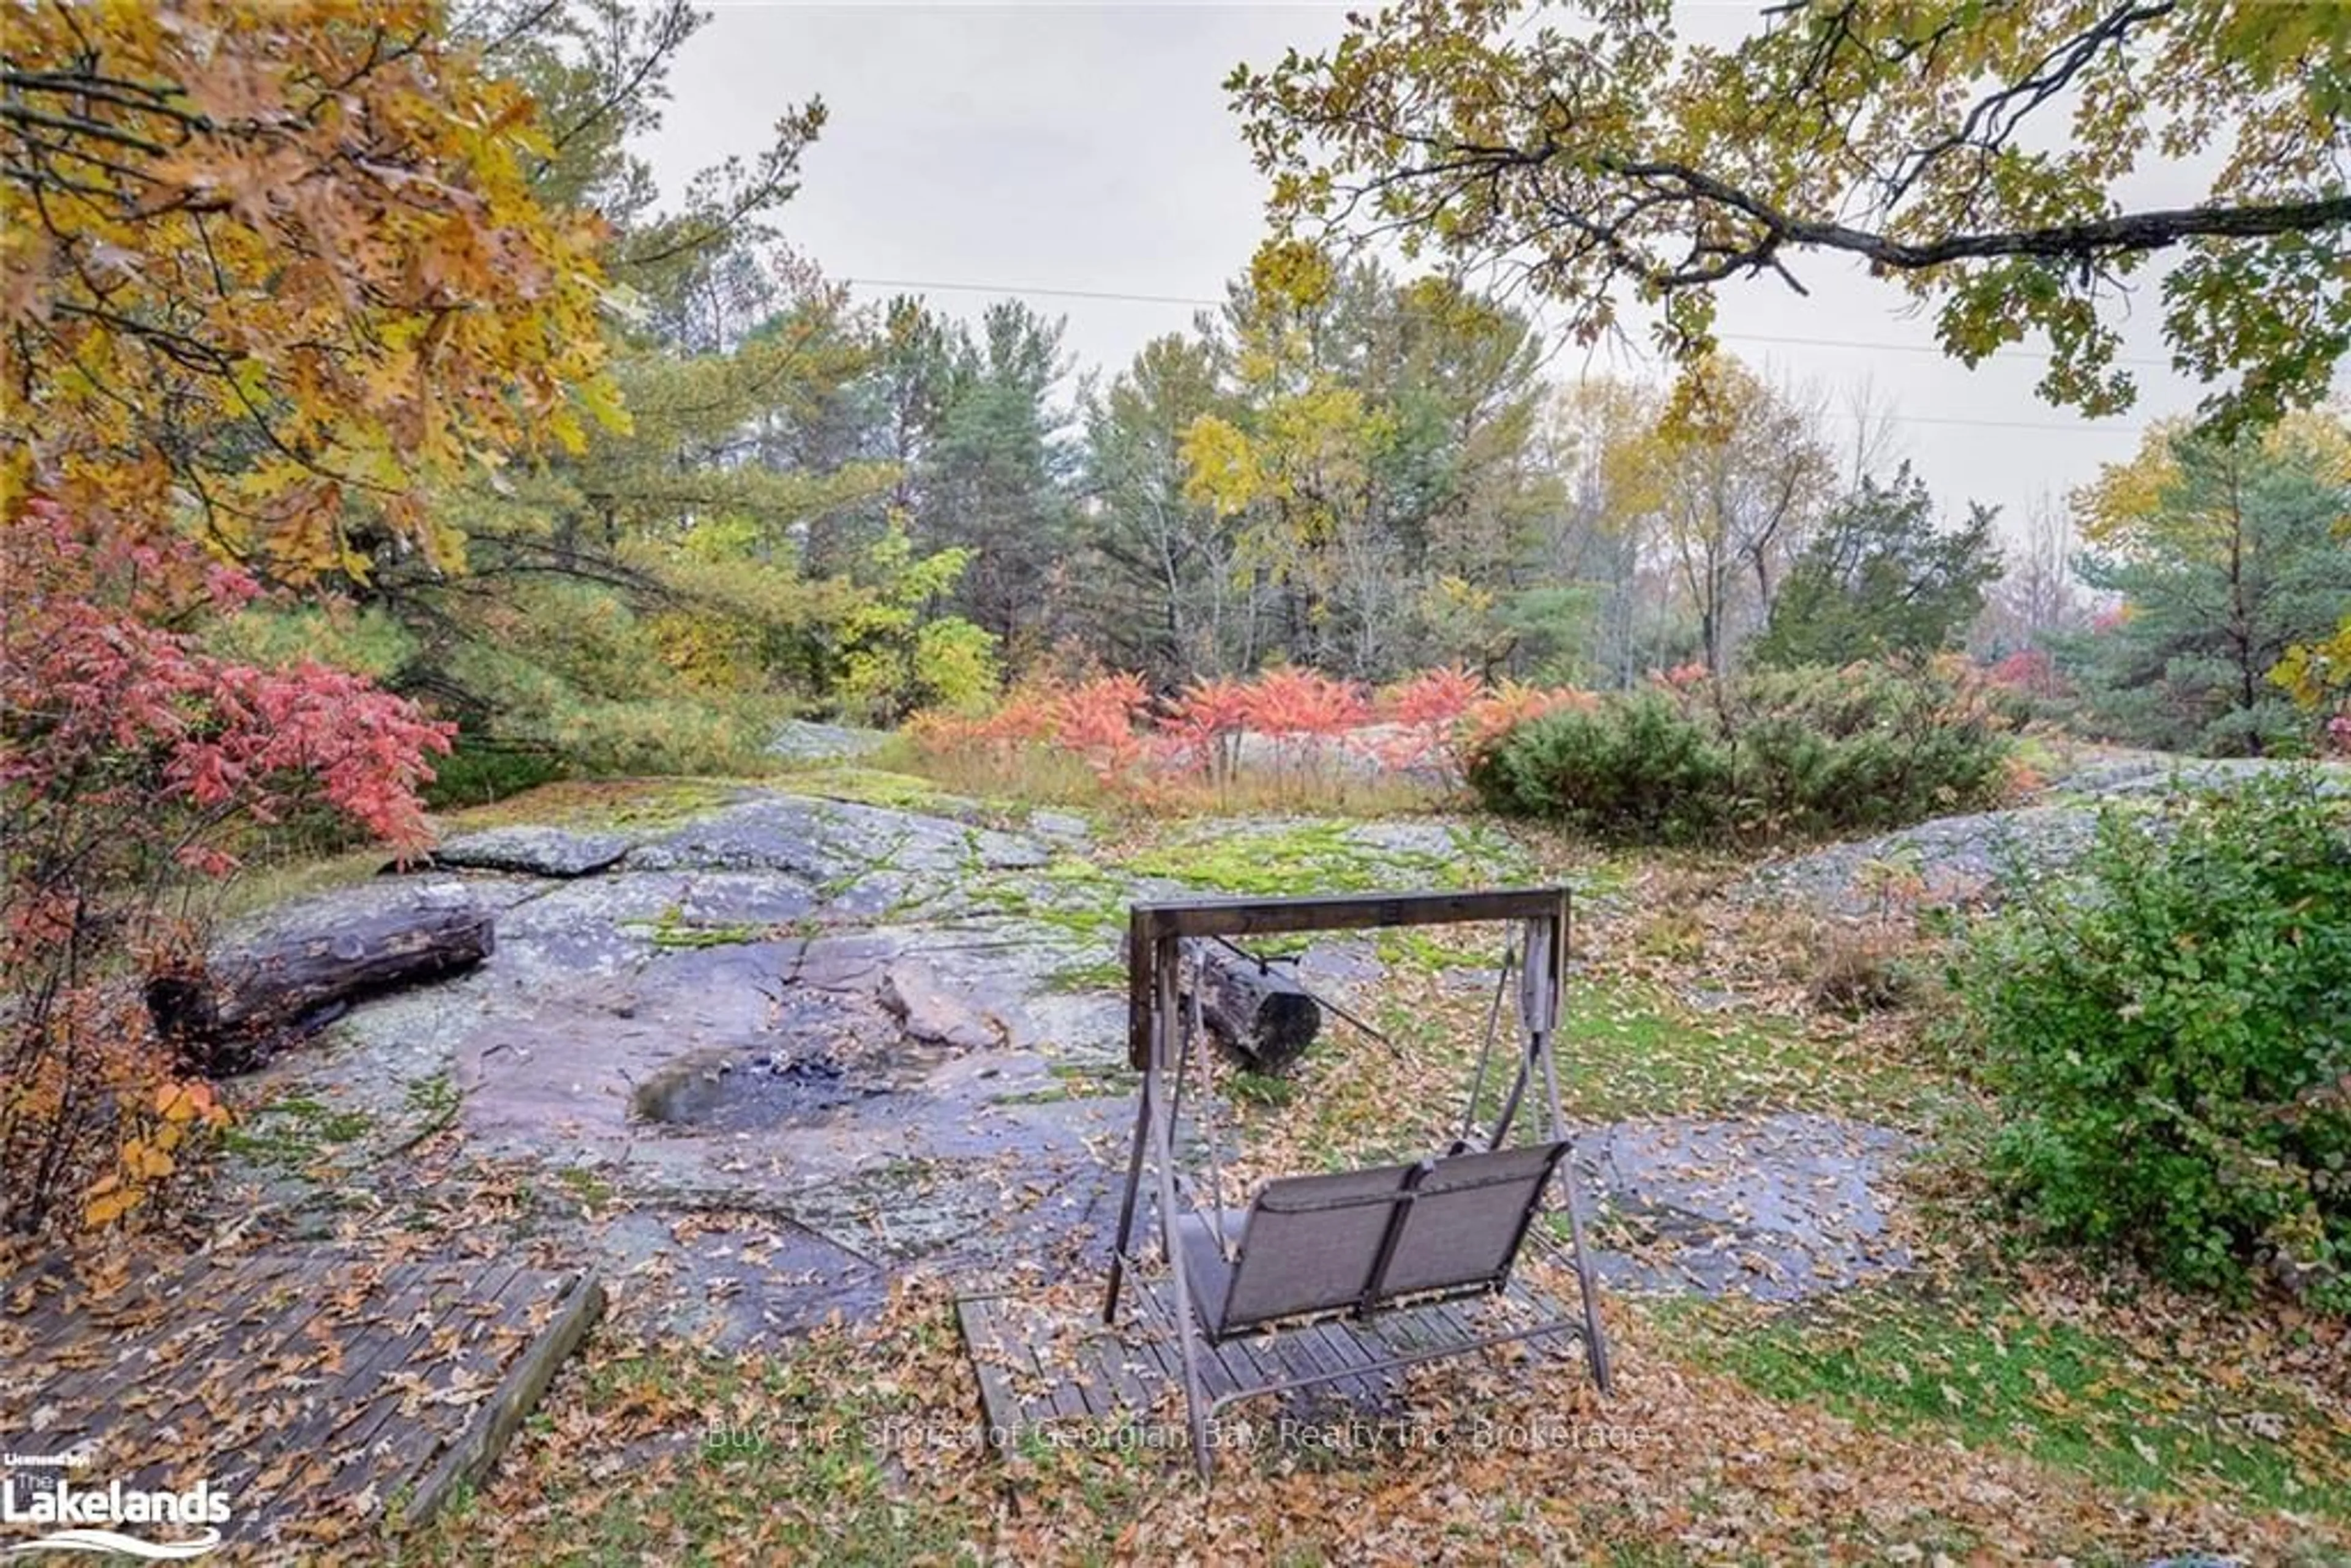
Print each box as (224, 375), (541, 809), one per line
(1362, 667), (1486, 778)
(1232, 667), (1370, 739)
(1381, 666), (1485, 730)
(1655, 660), (1711, 691)
(1458, 681), (1597, 773)
(1159, 677), (1254, 784)
(913, 671), (1153, 787)
(911, 663), (1602, 802)
(1, 498), (451, 1234)
(1986, 647), (2070, 700)
(1227, 669), (1370, 793)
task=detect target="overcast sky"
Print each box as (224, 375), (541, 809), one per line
(640, 2), (2219, 539)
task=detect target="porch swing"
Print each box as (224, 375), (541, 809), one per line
(1101, 888), (1613, 1475)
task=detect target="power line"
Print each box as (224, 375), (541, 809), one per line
(847, 276), (1217, 310)
(839, 273), (2158, 437)
(840, 273), (2175, 367)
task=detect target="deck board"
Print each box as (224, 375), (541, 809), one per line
(0, 1244), (601, 1552)
(958, 1270), (1589, 1451)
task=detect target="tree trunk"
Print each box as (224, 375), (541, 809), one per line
(1181, 944), (1321, 1075)
(147, 880), (494, 1075)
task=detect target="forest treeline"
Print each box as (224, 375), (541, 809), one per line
(138, 2), (2341, 792)
(7, 0), (2349, 803)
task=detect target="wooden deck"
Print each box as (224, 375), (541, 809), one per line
(1, 1244), (601, 1550)
(958, 1271), (1587, 1444)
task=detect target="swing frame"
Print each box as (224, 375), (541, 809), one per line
(1101, 888), (1613, 1476)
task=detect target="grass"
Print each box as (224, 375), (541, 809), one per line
(766, 762), (997, 822)
(210, 844), (391, 922)
(435, 776), (746, 834)
(967, 853), (1132, 942)
(879, 733), (1112, 812)
(890, 733), (1452, 821)
(1555, 978), (1935, 1122)
(1665, 1284), (2351, 1522)
(992, 1063), (1133, 1106)
(220, 1091), (377, 1169)
(418, 1340), (989, 1564)
(624, 913), (773, 950)
(553, 1166), (615, 1208)
(1041, 956), (1128, 992)
(1117, 817), (1528, 896)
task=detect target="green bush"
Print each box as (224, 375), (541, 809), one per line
(1727, 664), (2017, 837)
(1468, 692), (1731, 842)
(441, 624), (779, 779)
(422, 735), (566, 809)
(1957, 770), (2351, 1308)
(1469, 662), (2011, 843)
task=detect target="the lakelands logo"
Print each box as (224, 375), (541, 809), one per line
(1, 1452), (228, 1560)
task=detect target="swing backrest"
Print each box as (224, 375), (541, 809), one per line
(1183, 1140), (1572, 1337)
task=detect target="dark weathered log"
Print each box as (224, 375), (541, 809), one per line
(148, 880), (493, 1074)
(1181, 943), (1320, 1075)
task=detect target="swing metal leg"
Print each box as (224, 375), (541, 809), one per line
(1146, 936), (1216, 1477)
(1523, 912), (1611, 1393)
(1538, 1021), (1613, 1394)
(1101, 1065), (1153, 1326)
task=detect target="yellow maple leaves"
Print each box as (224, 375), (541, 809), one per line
(0, 0), (624, 579)
(83, 1080), (228, 1228)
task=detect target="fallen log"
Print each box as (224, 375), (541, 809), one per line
(1180, 942), (1320, 1075)
(147, 879), (494, 1075)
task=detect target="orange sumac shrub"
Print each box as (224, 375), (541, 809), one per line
(912, 665), (1602, 801)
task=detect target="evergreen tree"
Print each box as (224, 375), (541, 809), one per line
(1755, 466), (2002, 669)
(915, 302), (1081, 655)
(1081, 334), (1243, 681)
(2068, 421), (2351, 756)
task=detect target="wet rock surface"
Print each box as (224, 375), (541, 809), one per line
(222, 779), (1926, 1348)
(1744, 804), (2098, 917)
(222, 781), (1136, 1346)
(1747, 756), (2346, 917)
(766, 719), (891, 763)
(429, 824), (642, 879)
(1575, 1113), (1913, 1300)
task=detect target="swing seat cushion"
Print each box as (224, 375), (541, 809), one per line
(1174, 1141), (1573, 1338)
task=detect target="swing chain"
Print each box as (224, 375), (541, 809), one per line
(1454, 933), (1520, 1154)
(1182, 943), (1238, 1261)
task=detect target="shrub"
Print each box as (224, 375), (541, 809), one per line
(422, 735), (566, 809)
(1469, 662), (2011, 843)
(2, 499), (449, 1235)
(1467, 691), (1731, 842)
(1159, 677), (1254, 785)
(1957, 770), (2351, 1308)
(1723, 662), (2014, 837)
(909, 665), (1597, 808)
(907, 671), (1153, 792)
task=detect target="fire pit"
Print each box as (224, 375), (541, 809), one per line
(628, 977), (953, 1132)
